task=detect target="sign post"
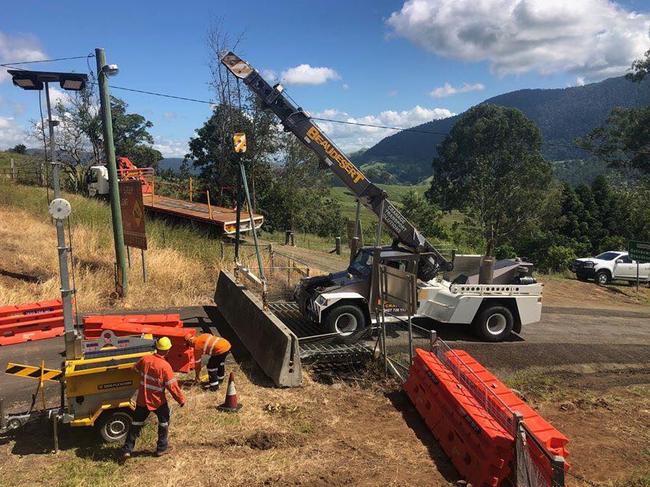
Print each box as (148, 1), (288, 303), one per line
(628, 240), (650, 293)
(119, 180), (148, 282)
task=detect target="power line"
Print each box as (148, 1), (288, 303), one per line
(110, 85), (214, 105)
(0, 54), (94, 68)
(311, 117), (450, 136)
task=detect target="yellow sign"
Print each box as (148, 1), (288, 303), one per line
(5, 362), (63, 381)
(233, 133), (247, 153)
(306, 126), (365, 184)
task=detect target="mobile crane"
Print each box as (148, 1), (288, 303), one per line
(222, 52), (543, 342)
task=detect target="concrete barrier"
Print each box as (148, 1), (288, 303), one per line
(214, 271), (302, 387)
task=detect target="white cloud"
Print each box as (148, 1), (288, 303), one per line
(281, 64), (340, 85)
(388, 90), (399, 97)
(575, 76), (586, 86)
(387, 0), (650, 79)
(0, 31), (47, 83)
(153, 136), (188, 158)
(261, 69), (278, 83)
(342, 83), (350, 90)
(313, 105), (454, 152)
(0, 116), (34, 149)
(430, 81), (485, 98)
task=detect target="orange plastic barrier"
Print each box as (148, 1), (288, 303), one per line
(83, 313), (183, 338)
(0, 299), (64, 346)
(446, 350), (570, 480)
(404, 349), (514, 486)
(83, 314), (194, 373)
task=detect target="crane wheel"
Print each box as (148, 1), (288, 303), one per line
(473, 305), (514, 342)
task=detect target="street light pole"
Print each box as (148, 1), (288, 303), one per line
(95, 47), (128, 296)
(44, 82), (78, 359)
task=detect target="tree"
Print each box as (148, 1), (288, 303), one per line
(427, 104), (553, 256)
(32, 88), (162, 192)
(259, 134), (342, 236)
(10, 144), (26, 154)
(627, 49), (650, 82)
(400, 190), (446, 241)
(579, 51), (650, 173)
(577, 105), (650, 173)
(110, 97), (162, 167)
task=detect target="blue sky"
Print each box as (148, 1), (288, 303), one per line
(2, 0), (650, 156)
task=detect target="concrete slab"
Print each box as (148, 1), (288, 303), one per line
(214, 271), (302, 387)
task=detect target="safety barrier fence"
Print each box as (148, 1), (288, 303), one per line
(0, 299), (65, 346)
(373, 262), (567, 487)
(82, 314), (195, 373)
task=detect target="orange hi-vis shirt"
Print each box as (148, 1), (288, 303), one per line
(193, 334), (231, 363)
(135, 353), (185, 411)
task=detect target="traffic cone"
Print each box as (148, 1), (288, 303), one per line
(217, 372), (242, 412)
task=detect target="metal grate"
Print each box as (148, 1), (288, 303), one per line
(268, 302), (322, 337)
(268, 301), (373, 371)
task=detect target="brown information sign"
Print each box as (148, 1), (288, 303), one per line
(119, 180), (147, 250)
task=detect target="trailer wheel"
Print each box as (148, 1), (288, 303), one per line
(98, 410), (132, 443)
(324, 304), (368, 343)
(473, 305), (514, 342)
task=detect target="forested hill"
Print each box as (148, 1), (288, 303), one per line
(355, 76), (650, 183)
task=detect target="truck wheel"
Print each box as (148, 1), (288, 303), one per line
(596, 270), (610, 286)
(324, 305), (367, 343)
(98, 410), (132, 443)
(473, 305), (514, 342)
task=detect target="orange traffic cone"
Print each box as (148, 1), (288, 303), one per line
(217, 372), (242, 412)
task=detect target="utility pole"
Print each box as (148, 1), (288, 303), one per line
(44, 82), (78, 359)
(96, 47), (128, 296)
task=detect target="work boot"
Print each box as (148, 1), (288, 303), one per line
(209, 383), (220, 392)
(155, 445), (173, 457)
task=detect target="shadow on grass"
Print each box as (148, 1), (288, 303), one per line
(385, 389), (460, 484)
(0, 417), (121, 463)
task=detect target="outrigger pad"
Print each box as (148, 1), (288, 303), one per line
(214, 271), (302, 388)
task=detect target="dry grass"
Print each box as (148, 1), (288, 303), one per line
(0, 364), (454, 487)
(0, 204), (219, 311)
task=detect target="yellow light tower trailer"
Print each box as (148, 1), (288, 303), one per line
(1, 331), (155, 444)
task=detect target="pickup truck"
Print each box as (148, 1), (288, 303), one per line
(570, 251), (650, 285)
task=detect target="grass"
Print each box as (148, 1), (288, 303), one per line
(0, 364), (452, 487)
(0, 180), (277, 311)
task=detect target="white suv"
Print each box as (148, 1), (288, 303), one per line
(570, 251), (650, 285)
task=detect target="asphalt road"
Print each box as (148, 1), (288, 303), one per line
(1, 304), (648, 412)
(414, 305), (650, 371)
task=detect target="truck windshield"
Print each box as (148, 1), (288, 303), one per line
(595, 252), (621, 261)
(348, 250), (373, 276)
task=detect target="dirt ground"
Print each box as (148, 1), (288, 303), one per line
(0, 364), (459, 487)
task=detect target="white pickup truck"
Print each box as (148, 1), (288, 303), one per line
(570, 251), (650, 285)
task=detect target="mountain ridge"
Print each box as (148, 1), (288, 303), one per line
(355, 76), (650, 183)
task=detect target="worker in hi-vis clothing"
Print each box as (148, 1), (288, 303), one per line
(122, 337), (185, 460)
(185, 333), (232, 391)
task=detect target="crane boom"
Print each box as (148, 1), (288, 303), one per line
(221, 52), (451, 279)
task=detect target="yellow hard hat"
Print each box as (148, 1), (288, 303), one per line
(156, 337), (172, 351)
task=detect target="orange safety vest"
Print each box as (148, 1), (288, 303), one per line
(193, 333), (231, 363)
(135, 353), (185, 411)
